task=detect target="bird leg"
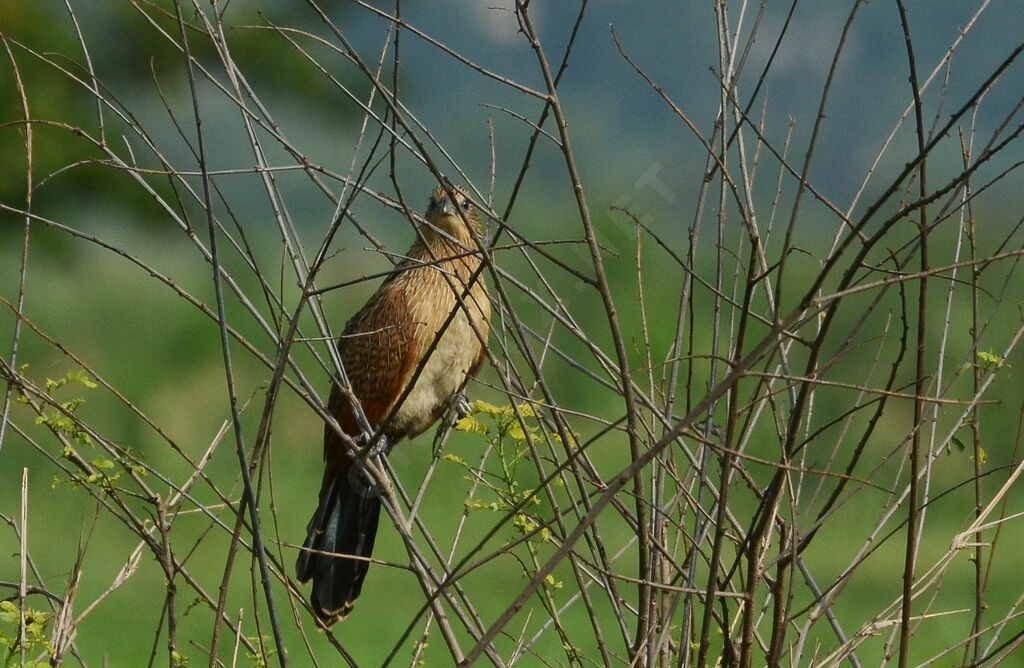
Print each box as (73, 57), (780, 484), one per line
(346, 433), (391, 498)
(367, 432), (392, 458)
(431, 392), (474, 456)
(351, 430), (391, 458)
(446, 391), (473, 422)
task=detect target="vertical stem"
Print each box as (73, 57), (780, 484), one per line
(966, 159), (984, 666)
(19, 468), (28, 667)
(514, 2), (652, 663)
(896, 3), (927, 665)
(170, 2), (287, 665)
(0, 34), (33, 460)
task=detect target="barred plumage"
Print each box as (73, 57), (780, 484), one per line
(296, 185), (490, 625)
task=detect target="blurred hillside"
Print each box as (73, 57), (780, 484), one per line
(4, 3), (1023, 233)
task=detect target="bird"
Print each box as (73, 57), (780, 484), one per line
(296, 184), (491, 626)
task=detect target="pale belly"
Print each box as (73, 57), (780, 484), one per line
(391, 308), (478, 438)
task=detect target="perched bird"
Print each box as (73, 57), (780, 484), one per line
(296, 184), (491, 625)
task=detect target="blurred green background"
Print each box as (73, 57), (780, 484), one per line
(2, 2), (1024, 665)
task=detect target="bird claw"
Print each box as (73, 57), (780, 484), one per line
(368, 434), (391, 458)
(432, 393), (473, 456)
(353, 431), (391, 458)
(446, 392), (473, 422)
(346, 433), (390, 497)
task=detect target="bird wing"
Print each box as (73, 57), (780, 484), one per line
(322, 277), (422, 469)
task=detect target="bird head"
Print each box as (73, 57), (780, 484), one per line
(423, 184), (481, 243)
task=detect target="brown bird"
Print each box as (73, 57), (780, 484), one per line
(296, 184), (491, 625)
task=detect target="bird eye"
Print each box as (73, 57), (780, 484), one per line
(460, 198), (472, 210)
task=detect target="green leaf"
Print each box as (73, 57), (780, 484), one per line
(68, 369), (98, 389)
(516, 402), (536, 418)
(455, 414), (488, 435)
(507, 422), (527, 441)
(976, 350), (1007, 373)
(0, 601), (18, 624)
(469, 399), (502, 416)
(443, 453), (468, 466)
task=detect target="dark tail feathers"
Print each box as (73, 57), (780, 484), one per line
(296, 469), (381, 624)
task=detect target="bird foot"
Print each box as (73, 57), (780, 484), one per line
(446, 392), (473, 422)
(346, 433), (390, 498)
(353, 431), (391, 458)
(369, 434), (391, 458)
(432, 393), (474, 456)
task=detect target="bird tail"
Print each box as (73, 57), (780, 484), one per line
(296, 464), (382, 624)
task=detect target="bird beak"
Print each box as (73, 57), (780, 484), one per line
(427, 193), (456, 219)
(439, 195), (457, 217)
